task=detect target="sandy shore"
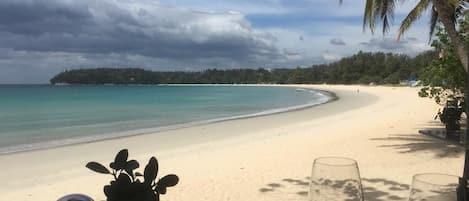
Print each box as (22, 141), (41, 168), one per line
(0, 85), (464, 201)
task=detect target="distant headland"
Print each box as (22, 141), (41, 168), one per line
(50, 51), (435, 85)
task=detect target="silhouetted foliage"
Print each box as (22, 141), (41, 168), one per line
(50, 51), (434, 85)
(86, 149), (179, 201)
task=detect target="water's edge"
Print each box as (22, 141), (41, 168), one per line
(0, 86), (337, 155)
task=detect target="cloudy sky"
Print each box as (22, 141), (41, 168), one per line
(0, 0), (434, 84)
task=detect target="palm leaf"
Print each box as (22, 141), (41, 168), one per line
(397, 0), (431, 40)
(383, 15), (390, 33)
(428, 6), (439, 42)
(383, 0), (396, 33)
(372, 0), (397, 34)
(363, 0), (376, 32)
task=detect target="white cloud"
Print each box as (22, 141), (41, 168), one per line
(330, 38), (346, 46)
(0, 0), (436, 83)
(359, 37), (432, 56)
(321, 51), (341, 62)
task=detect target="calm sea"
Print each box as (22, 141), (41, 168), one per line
(0, 85), (330, 154)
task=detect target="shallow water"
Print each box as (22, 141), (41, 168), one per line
(0, 85), (329, 153)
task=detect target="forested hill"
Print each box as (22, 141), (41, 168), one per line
(50, 51), (435, 85)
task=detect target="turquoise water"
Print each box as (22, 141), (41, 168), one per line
(0, 85), (329, 153)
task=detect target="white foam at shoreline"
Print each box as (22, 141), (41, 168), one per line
(0, 88), (333, 155)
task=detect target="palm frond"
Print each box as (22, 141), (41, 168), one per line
(383, 15), (390, 33)
(397, 0), (431, 40)
(428, 6), (439, 43)
(363, 0), (396, 34)
(374, 0), (397, 34)
(363, 0), (375, 32)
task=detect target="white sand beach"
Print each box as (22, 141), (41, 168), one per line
(0, 85), (464, 201)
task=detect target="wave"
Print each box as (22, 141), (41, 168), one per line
(0, 88), (334, 155)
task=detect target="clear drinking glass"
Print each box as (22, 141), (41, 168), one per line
(408, 173), (459, 201)
(309, 157), (364, 201)
(57, 194), (94, 201)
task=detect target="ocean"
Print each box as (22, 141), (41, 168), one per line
(0, 85), (330, 154)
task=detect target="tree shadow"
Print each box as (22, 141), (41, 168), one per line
(259, 177), (410, 201)
(258, 176), (312, 200)
(369, 124), (463, 158)
(360, 178), (410, 201)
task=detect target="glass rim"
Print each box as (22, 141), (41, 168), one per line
(313, 156), (358, 167)
(412, 173), (460, 187)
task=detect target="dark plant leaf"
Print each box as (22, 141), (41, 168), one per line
(109, 162), (119, 170)
(135, 172), (144, 177)
(114, 149), (129, 163)
(156, 185), (167, 194)
(156, 174), (179, 195)
(144, 157), (158, 184)
(158, 174), (179, 188)
(124, 160), (139, 178)
(116, 173), (132, 184)
(104, 185), (111, 197)
(86, 162), (110, 174)
(126, 160), (140, 171)
(89, 150), (178, 200)
(110, 149), (129, 170)
(128, 170), (135, 180)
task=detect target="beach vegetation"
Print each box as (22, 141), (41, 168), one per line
(418, 17), (468, 139)
(350, 0), (469, 141)
(419, 23), (467, 106)
(86, 149), (179, 201)
(50, 51), (434, 85)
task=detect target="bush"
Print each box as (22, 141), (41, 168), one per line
(86, 149), (179, 201)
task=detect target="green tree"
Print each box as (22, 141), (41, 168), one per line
(354, 0), (469, 181)
(50, 52), (433, 85)
(356, 0), (469, 72)
(418, 25), (466, 140)
(419, 26), (466, 106)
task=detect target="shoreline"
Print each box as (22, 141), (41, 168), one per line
(0, 85), (336, 155)
(1, 85), (462, 201)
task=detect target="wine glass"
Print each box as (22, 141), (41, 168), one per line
(57, 194), (94, 201)
(408, 173), (459, 201)
(309, 157), (364, 201)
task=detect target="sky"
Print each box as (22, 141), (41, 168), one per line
(0, 0), (435, 84)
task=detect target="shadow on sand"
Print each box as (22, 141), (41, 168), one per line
(369, 121), (463, 158)
(259, 177), (410, 201)
(259, 122), (462, 200)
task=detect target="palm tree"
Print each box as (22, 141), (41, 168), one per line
(360, 0), (468, 71)
(354, 0), (469, 196)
